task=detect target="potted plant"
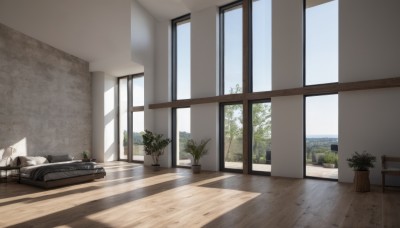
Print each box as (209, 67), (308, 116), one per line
(184, 138), (211, 174)
(323, 152), (337, 168)
(142, 130), (171, 171)
(82, 151), (90, 162)
(347, 151), (376, 192)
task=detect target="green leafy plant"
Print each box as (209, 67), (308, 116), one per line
(142, 130), (171, 165)
(184, 138), (211, 165)
(347, 151), (376, 171)
(82, 151), (89, 159)
(323, 152), (338, 164)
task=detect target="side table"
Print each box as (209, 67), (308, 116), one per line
(0, 166), (20, 183)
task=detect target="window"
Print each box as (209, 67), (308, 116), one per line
(250, 101), (271, 173)
(172, 15), (191, 100)
(305, 94), (338, 179)
(118, 74), (145, 162)
(172, 15), (191, 167)
(305, 0), (338, 85)
(304, 0), (339, 180)
(221, 3), (243, 95)
(173, 108), (191, 167)
(252, 0), (272, 92)
(221, 103), (243, 171)
(132, 76), (145, 162)
(118, 77), (128, 160)
(219, 0), (272, 175)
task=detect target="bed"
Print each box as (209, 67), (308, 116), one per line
(17, 156), (106, 189)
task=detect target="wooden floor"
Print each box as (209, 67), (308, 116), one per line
(1, 162), (399, 228)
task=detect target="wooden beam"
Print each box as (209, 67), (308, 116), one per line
(148, 77), (400, 109)
(149, 94), (243, 109)
(339, 77), (400, 92)
(130, 106), (145, 112)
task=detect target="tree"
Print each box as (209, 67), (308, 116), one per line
(252, 103), (271, 163)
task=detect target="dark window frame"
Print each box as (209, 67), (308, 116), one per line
(171, 107), (191, 168)
(249, 99), (271, 176)
(219, 101), (244, 173)
(219, 1), (244, 95)
(303, 0), (339, 180)
(171, 14), (191, 101)
(303, 0), (339, 87)
(303, 93), (338, 181)
(171, 14), (191, 168)
(117, 73), (145, 163)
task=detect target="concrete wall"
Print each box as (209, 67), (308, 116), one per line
(0, 23), (91, 159)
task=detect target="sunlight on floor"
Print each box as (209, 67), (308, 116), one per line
(85, 175), (260, 227)
(0, 173), (185, 226)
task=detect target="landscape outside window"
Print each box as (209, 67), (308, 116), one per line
(176, 108), (191, 166)
(251, 102), (271, 172)
(223, 104), (243, 170)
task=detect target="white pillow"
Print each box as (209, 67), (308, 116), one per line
(19, 156), (48, 167)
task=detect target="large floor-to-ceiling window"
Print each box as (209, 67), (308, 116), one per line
(304, 0), (338, 179)
(220, 0), (272, 175)
(118, 74), (145, 162)
(172, 14), (191, 167)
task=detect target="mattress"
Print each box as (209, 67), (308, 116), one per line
(20, 161), (105, 182)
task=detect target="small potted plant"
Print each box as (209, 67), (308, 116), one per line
(184, 138), (210, 174)
(323, 152), (337, 168)
(82, 151), (90, 162)
(347, 151), (376, 192)
(142, 130), (171, 171)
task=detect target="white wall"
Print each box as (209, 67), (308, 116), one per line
(152, 20), (172, 167)
(270, 0), (303, 178)
(339, 0), (400, 184)
(190, 6), (219, 171)
(131, 0), (157, 165)
(339, 88), (400, 184)
(92, 72), (118, 162)
(271, 96), (303, 178)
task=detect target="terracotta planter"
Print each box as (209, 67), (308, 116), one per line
(192, 165), (201, 174)
(353, 170), (370, 192)
(152, 164), (160, 172)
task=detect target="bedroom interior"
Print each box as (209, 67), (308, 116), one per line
(1, 0), (400, 227)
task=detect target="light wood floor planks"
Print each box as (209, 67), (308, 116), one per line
(0, 162), (399, 228)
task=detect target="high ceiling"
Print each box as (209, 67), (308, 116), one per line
(0, 0), (237, 76)
(0, 0), (143, 76)
(137, 0), (234, 21)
